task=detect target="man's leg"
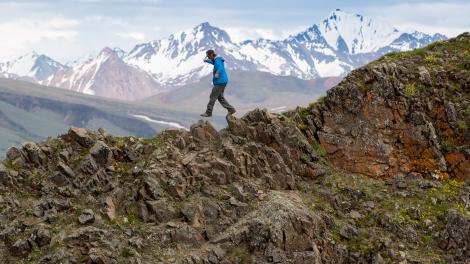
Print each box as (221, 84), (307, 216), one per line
(205, 85), (223, 115)
(217, 85), (236, 114)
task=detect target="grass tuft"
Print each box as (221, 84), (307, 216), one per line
(404, 83), (415, 97)
(456, 120), (468, 130)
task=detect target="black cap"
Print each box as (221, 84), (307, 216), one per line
(206, 50), (216, 56)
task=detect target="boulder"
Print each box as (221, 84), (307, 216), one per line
(69, 127), (95, 148)
(5, 147), (25, 167)
(417, 66), (432, 85)
(145, 199), (178, 223)
(103, 196), (116, 221)
(438, 209), (470, 261)
(171, 225), (204, 245)
(0, 164), (12, 185)
(49, 171), (69, 187)
(22, 142), (47, 166)
(79, 155), (98, 174)
(58, 162), (75, 178)
(90, 141), (113, 166)
(11, 239), (31, 256)
(141, 176), (164, 200)
(35, 226), (51, 247)
(78, 209), (95, 224)
(190, 121), (220, 143)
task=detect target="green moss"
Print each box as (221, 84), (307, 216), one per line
(79, 147), (90, 156)
(300, 170), (468, 261)
(426, 40), (445, 50)
(451, 82), (462, 91)
(141, 136), (165, 148)
(465, 105), (470, 114)
(424, 55), (438, 65)
(227, 246), (250, 263)
(441, 140), (458, 152)
(25, 246), (42, 264)
(358, 83), (368, 93)
(316, 96), (326, 104)
(297, 106), (310, 123)
(297, 123), (308, 131)
(456, 120), (468, 130)
(3, 159), (20, 171)
(409, 48), (427, 57)
(387, 48), (426, 59)
(300, 154), (311, 163)
(110, 137), (127, 149)
(124, 203), (141, 226)
(311, 141), (327, 157)
(404, 83), (415, 97)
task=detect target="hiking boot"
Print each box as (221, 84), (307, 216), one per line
(227, 109), (237, 115)
(200, 112), (212, 117)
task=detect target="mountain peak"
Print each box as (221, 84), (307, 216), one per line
(197, 22), (212, 29)
(319, 9), (400, 54)
(165, 21), (232, 45)
(192, 22), (228, 37)
(326, 9), (364, 22)
(98, 47), (119, 59)
(100, 47), (114, 54)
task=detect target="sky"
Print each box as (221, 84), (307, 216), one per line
(0, 0), (468, 62)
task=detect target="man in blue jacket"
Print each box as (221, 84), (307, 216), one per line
(201, 50), (236, 117)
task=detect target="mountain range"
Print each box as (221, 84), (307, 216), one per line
(0, 33), (468, 263)
(0, 9), (446, 101)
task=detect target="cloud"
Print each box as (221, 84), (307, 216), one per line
(116, 31), (147, 40)
(0, 17), (79, 60)
(225, 27), (304, 42)
(363, 2), (470, 37)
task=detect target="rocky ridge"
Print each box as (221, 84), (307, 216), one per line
(292, 33), (470, 179)
(0, 34), (469, 263)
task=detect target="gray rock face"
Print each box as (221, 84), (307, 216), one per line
(417, 65), (432, 85)
(78, 209), (95, 224)
(22, 142), (46, 166)
(58, 162), (75, 178)
(171, 225), (204, 245)
(34, 226), (51, 247)
(90, 141), (113, 166)
(0, 164), (11, 185)
(300, 35), (470, 179)
(438, 209), (470, 261)
(69, 127), (95, 148)
(11, 239), (31, 256)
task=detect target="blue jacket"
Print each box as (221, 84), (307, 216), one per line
(206, 57), (228, 85)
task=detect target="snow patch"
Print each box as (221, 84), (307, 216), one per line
(131, 114), (187, 130)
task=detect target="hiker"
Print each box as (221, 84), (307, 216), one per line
(200, 50), (236, 117)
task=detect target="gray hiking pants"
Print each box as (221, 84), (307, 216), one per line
(206, 84), (235, 114)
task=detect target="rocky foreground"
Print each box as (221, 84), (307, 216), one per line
(0, 34), (469, 263)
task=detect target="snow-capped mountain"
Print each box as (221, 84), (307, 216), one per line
(0, 51), (67, 81)
(42, 47), (161, 100)
(123, 9), (446, 86)
(386, 31), (447, 51)
(0, 9), (447, 101)
(124, 22), (253, 87)
(318, 10), (401, 54)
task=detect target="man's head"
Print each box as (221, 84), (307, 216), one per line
(206, 50), (217, 59)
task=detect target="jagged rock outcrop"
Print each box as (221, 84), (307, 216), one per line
(294, 33), (470, 180)
(0, 34), (469, 263)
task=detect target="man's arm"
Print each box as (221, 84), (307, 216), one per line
(204, 58), (214, 65)
(213, 59), (220, 79)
